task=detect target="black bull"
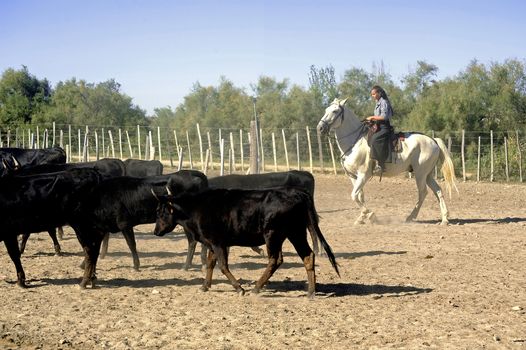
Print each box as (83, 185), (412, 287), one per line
(0, 168), (102, 287)
(154, 188), (340, 298)
(70, 170), (207, 288)
(0, 147), (66, 177)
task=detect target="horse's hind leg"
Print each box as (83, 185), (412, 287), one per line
(426, 174), (449, 225)
(406, 172), (428, 223)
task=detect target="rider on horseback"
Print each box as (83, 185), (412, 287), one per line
(365, 85), (393, 174)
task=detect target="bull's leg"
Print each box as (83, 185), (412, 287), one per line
(48, 229), (62, 256)
(201, 249), (216, 292)
(122, 228), (140, 271)
(250, 246), (266, 256)
(18, 233), (29, 254)
(4, 235), (26, 287)
(288, 233), (316, 298)
(75, 229), (102, 289)
(426, 174), (449, 225)
(252, 245), (283, 295)
(57, 226), (64, 240)
(183, 229), (197, 270)
(405, 171), (428, 223)
(200, 244), (208, 271)
(214, 245), (244, 295)
(99, 233), (110, 259)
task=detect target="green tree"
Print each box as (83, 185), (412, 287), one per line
(34, 78), (147, 128)
(0, 66), (52, 125)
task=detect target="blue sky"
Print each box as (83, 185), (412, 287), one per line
(1, 0), (525, 115)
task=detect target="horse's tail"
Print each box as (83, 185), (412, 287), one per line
(305, 194), (340, 277)
(434, 137), (459, 197)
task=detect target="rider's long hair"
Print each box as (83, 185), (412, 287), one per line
(371, 85), (394, 116)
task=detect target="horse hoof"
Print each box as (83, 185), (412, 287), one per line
(199, 286), (209, 292)
(354, 219), (366, 225)
(237, 288), (246, 296)
(440, 220), (449, 226)
(366, 212), (378, 223)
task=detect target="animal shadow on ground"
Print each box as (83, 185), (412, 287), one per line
(253, 280), (432, 298)
(417, 217), (526, 225)
(334, 250), (407, 259)
(38, 276), (206, 289)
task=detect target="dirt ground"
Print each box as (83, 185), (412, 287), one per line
(1, 173), (525, 349)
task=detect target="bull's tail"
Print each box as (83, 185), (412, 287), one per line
(306, 197), (340, 277)
(434, 137), (459, 198)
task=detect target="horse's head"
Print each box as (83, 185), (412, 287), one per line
(317, 97), (349, 135)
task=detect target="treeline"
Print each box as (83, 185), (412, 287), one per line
(1, 59), (526, 135)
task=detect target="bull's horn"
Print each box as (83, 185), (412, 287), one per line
(340, 97), (349, 106)
(150, 189), (160, 201)
(165, 186), (173, 195)
(11, 156), (20, 169)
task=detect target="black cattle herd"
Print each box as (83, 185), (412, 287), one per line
(0, 147), (339, 298)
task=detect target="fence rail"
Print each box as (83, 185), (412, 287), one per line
(0, 123), (524, 182)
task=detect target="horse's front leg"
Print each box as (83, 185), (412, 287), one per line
(350, 175), (376, 224)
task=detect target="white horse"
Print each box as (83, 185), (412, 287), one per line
(317, 97), (457, 225)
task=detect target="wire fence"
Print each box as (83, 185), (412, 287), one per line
(0, 123), (524, 182)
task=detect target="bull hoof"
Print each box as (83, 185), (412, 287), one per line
(354, 219), (366, 225)
(17, 281), (28, 288)
(199, 285), (209, 292)
(307, 292), (316, 299)
(440, 220), (449, 226)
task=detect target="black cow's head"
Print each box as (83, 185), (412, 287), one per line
(1, 156), (21, 177)
(152, 191), (189, 236)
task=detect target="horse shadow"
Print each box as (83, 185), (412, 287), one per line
(416, 217), (526, 225)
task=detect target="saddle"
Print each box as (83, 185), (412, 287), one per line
(391, 132), (407, 153)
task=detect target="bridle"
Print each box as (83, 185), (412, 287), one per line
(320, 103), (344, 130)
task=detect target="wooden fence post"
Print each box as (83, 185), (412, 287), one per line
(220, 138), (225, 176)
(296, 132), (300, 170)
(259, 128), (265, 172)
(173, 130), (180, 160)
(272, 132), (277, 172)
(306, 126), (313, 173)
(118, 129), (123, 160)
(157, 126), (162, 163)
(516, 130), (523, 182)
(281, 129), (290, 171)
(68, 125), (72, 163)
(95, 130), (100, 160)
(317, 130), (325, 173)
(137, 125), (142, 160)
(186, 130), (193, 169)
(249, 122), (259, 174)
(490, 130), (494, 182)
(229, 132), (236, 172)
(207, 132), (214, 170)
(461, 129), (466, 181)
(477, 136), (481, 182)
(196, 123), (203, 167)
(239, 130), (244, 172)
(126, 130), (134, 158)
(328, 137), (338, 175)
(504, 136), (509, 182)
